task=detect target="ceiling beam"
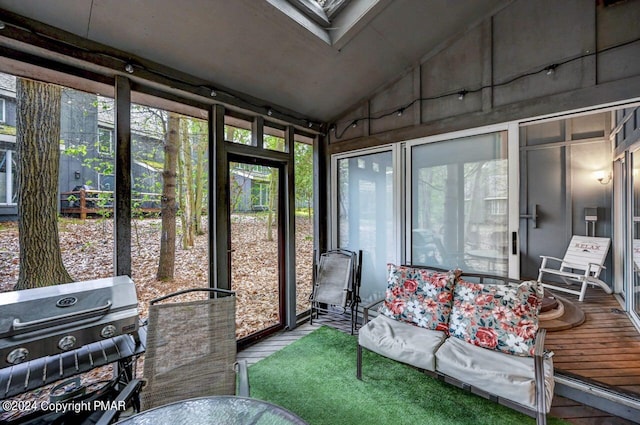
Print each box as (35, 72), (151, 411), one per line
(0, 8), (324, 134)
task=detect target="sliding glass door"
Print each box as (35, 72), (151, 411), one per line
(631, 149), (640, 323)
(332, 147), (399, 303)
(407, 127), (518, 276)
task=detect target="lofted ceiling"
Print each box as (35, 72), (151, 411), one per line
(0, 0), (510, 122)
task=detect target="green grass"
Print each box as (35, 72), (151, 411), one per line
(249, 326), (569, 425)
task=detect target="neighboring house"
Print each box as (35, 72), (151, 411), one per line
(0, 73), (17, 220)
(0, 71), (270, 221)
(230, 163), (272, 212)
(0, 72), (164, 221)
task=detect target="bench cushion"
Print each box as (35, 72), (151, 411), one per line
(359, 315), (447, 372)
(448, 279), (543, 356)
(378, 264), (456, 332)
(435, 336), (554, 412)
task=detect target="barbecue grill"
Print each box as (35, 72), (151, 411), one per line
(0, 276), (139, 366)
(0, 276), (144, 402)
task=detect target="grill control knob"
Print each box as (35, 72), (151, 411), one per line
(101, 325), (117, 339)
(6, 348), (29, 364)
(58, 335), (76, 351)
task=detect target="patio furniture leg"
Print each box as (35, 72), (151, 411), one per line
(356, 344), (362, 380)
(578, 279), (588, 302)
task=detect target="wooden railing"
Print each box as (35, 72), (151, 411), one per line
(60, 189), (161, 219)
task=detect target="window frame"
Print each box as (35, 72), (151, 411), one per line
(98, 127), (114, 156)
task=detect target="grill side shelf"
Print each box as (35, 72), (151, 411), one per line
(0, 327), (146, 400)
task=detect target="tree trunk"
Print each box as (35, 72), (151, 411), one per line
(180, 118), (194, 249)
(157, 112), (179, 280)
(15, 79), (73, 290)
(266, 170), (278, 241)
(194, 124), (206, 235)
(178, 127), (187, 248)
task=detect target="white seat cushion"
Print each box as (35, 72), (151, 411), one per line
(435, 337), (554, 412)
(359, 315), (447, 372)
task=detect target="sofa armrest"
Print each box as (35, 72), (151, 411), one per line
(533, 327), (554, 424)
(362, 298), (384, 323)
(534, 328), (546, 358)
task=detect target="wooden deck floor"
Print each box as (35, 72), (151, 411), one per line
(544, 288), (640, 396)
(238, 304), (640, 425)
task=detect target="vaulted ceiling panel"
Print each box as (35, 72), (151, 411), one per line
(0, 0), (511, 121)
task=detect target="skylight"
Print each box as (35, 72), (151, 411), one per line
(266, 0), (387, 48)
(288, 0), (351, 27)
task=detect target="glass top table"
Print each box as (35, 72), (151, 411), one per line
(114, 396), (308, 425)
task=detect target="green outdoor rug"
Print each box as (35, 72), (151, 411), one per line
(249, 326), (569, 425)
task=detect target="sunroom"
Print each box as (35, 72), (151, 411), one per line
(0, 0), (639, 424)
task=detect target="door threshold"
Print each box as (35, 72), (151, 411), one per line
(554, 373), (640, 423)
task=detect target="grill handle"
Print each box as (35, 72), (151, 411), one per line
(12, 300), (113, 333)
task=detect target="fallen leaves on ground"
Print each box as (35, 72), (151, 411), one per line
(0, 214), (314, 421)
(0, 214), (314, 338)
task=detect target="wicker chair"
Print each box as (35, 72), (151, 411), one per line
(140, 288), (248, 410)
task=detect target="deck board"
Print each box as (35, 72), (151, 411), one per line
(544, 287), (640, 402)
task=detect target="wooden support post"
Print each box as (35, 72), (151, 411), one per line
(80, 190), (87, 220)
(212, 104), (230, 290)
(114, 76), (132, 277)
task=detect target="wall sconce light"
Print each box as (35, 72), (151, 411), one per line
(74, 171), (81, 180)
(124, 63), (134, 74)
(594, 170), (612, 185)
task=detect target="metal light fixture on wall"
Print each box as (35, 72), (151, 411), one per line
(594, 170), (612, 185)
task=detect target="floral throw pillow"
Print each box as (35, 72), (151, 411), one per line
(378, 264), (457, 332)
(448, 279), (543, 357)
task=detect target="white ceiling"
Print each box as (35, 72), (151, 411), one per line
(0, 0), (510, 122)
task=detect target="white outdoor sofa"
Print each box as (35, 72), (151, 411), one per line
(357, 265), (555, 425)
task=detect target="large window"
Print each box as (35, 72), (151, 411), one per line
(295, 139), (314, 315)
(409, 132), (509, 275)
(0, 73), (117, 291)
(331, 129), (516, 299)
(333, 148), (397, 303)
(130, 99), (209, 320)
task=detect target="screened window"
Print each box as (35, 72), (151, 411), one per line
(225, 116), (253, 146)
(264, 125), (286, 152)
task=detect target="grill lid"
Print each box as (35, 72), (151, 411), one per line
(0, 276), (138, 338)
